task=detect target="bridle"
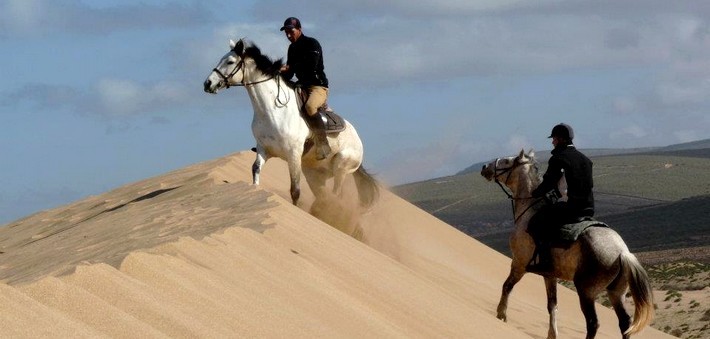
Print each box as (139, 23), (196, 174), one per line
(491, 158), (527, 199)
(212, 57), (274, 88)
(490, 157), (543, 223)
(211, 55), (290, 107)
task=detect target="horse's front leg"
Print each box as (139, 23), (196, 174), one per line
(252, 147), (266, 185)
(544, 276), (559, 339)
(497, 265), (525, 321)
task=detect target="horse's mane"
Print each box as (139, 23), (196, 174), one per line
(240, 42), (284, 78)
(525, 155), (542, 187)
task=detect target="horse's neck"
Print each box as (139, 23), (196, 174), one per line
(244, 77), (299, 120)
(512, 181), (537, 230)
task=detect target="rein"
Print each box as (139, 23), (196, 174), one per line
(491, 158), (543, 223)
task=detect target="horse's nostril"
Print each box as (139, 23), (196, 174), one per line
(203, 80), (211, 91)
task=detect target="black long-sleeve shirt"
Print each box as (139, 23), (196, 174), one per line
(282, 35), (328, 88)
(532, 144), (595, 215)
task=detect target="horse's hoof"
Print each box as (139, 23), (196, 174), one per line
(496, 314), (507, 322)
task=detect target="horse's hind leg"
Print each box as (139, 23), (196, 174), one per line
(607, 281), (632, 338)
(332, 170), (346, 197)
(330, 152), (358, 197)
(576, 290), (600, 339)
(302, 167), (329, 204)
(544, 277), (559, 339)
(286, 156), (302, 205)
(497, 266), (525, 322)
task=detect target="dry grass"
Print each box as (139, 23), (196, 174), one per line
(557, 257), (709, 339)
(644, 260), (708, 339)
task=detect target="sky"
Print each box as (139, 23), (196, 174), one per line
(2, 0), (710, 224)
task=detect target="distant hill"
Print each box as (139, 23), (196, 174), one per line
(456, 138), (710, 175)
(473, 194), (710, 258)
(652, 138), (710, 152)
(393, 138), (710, 260)
(602, 195), (710, 253)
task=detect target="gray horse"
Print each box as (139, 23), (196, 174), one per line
(480, 150), (654, 339)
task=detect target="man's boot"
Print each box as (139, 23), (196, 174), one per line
(305, 112), (331, 160)
(527, 241), (554, 275)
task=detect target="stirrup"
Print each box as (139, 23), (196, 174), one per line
(526, 250), (553, 274)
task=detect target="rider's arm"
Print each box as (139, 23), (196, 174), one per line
(281, 46), (296, 80)
(280, 64), (293, 79)
(532, 156), (564, 198)
(298, 39), (322, 74)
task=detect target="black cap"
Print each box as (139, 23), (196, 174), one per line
(280, 17), (301, 31)
(548, 123), (574, 140)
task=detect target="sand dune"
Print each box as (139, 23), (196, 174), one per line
(0, 151), (671, 338)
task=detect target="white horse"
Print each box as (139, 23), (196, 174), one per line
(481, 150), (654, 339)
(203, 39), (378, 209)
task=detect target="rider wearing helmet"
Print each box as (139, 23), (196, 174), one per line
(527, 123), (595, 274)
(279, 17), (331, 160)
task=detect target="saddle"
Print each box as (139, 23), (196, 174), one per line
(295, 87), (346, 134)
(552, 217), (609, 246)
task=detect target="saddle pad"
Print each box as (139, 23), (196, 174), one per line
(556, 219), (609, 243)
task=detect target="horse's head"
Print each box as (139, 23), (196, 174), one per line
(203, 39), (284, 94)
(203, 39), (247, 94)
(481, 149), (539, 194)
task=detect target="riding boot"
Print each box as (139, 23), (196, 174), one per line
(527, 241), (554, 275)
(305, 112), (331, 160)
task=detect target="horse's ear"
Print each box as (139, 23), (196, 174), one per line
(527, 149), (535, 159)
(232, 39), (245, 56)
(229, 39), (237, 49)
(518, 149), (525, 159)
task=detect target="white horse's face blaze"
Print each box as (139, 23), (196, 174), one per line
(481, 156), (516, 181)
(480, 150), (536, 191)
(203, 50), (244, 94)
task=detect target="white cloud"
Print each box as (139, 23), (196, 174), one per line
(673, 130), (699, 143)
(2, 0), (43, 34)
(0, 0), (211, 37)
(96, 78), (190, 116)
(612, 96), (637, 114)
(609, 125), (648, 141)
(5, 1), (710, 147)
(97, 79), (142, 114)
(506, 134), (531, 153)
(656, 62), (710, 107)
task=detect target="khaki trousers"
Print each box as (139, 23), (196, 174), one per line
(305, 86), (328, 117)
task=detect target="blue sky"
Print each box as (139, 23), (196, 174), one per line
(2, 0), (710, 224)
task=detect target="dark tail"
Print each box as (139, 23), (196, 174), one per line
(353, 165), (379, 209)
(620, 252), (655, 335)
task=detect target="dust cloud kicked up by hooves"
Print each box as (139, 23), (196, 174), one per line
(308, 179), (375, 241)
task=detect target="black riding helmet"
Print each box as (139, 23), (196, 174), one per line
(548, 123), (574, 140)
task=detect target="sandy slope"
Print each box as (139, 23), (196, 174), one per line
(0, 151), (671, 338)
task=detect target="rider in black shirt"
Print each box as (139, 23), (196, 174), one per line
(528, 123), (595, 274)
(279, 17), (331, 160)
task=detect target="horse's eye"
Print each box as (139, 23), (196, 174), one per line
(227, 60), (235, 65)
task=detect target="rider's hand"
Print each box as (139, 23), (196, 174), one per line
(280, 65), (289, 73)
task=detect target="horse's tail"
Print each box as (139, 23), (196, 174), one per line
(620, 252), (655, 335)
(353, 165), (380, 209)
